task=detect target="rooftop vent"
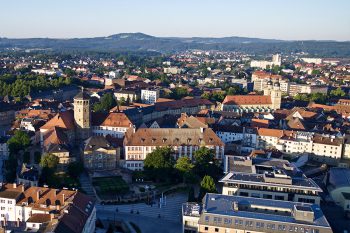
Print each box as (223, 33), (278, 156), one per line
(293, 205), (314, 223)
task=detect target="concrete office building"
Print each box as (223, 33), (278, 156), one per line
(182, 193), (332, 233)
(221, 156), (323, 204)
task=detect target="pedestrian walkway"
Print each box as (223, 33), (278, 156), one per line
(97, 193), (187, 222)
(79, 172), (97, 199)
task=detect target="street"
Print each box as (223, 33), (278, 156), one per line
(96, 192), (187, 233)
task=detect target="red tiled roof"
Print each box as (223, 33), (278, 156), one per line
(223, 95), (272, 105)
(40, 110), (75, 130)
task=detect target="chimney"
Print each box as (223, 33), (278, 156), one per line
(21, 185), (25, 192)
(200, 127), (204, 133)
(36, 190), (40, 201)
(61, 194), (65, 204)
(232, 201), (239, 211)
(13, 183), (17, 189)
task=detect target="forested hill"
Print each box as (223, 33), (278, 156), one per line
(1, 33), (350, 57)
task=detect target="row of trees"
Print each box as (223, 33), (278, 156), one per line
(39, 153), (84, 188)
(0, 74), (71, 98)
(143, 147), (220, 201)
(5, 130), (32, 182)
(293, 87), (346, 104)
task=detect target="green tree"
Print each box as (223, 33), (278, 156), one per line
(93, 93), (117, 112)
(175, 157), (194, 173)
(311, 69), (321, 75)
(40, 153), (59, 169)
(170, 87), (189, 100)
(330, 87), (346, 97)
(199, 175), (217, 200)
(293, 93), (309, 101)
(175, 157), (195, 183)
(7, 130), (31, 154)
(310, 93), (327, 104)
(144, 147), (175, 181)
(193, 147), (222, 179)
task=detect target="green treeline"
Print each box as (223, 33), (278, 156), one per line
(0, 74), (71, 98)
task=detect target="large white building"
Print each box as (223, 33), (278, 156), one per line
(250, 54), (282, 69)
(141, 89), (160, 104)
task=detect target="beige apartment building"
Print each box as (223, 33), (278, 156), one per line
(83, 136), (119, 171)
(124, 128), (224, 170)
(257, 128), (344, 161)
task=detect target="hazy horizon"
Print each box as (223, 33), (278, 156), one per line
(1, 0), (349, 41)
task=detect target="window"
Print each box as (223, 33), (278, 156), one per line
(205, 216), (210, 222)
(204, 227), (208, 231)
(224, 218), (231, 225)
(215, 228), (219, 232)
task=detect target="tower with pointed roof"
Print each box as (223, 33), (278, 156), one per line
(74, 89), (91, 140)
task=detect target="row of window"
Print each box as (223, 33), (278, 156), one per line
(203, 216), (320, 233)
(0, 200), (12, 204)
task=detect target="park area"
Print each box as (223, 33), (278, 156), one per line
(93, 176), (129, 198)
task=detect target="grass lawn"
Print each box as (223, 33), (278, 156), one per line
(92, 176), (129, 196)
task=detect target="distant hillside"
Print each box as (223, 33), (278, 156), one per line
(0, 33), (349, 57)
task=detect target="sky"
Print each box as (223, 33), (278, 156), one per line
(0, 0), (349, 41)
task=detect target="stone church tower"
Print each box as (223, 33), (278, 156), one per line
(264, 79), (282, 110)
(74, 89), (91, 140)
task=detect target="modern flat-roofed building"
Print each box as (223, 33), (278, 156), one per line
(325, 167), (350, 212)
(141, 89), (160, 104)
(182, 193), (333, 233)
(221, 155), (322, 204)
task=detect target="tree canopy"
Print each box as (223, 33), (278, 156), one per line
(175, 157), (195, 183)
(170, 87), (189, 100)
(7, 130), (31, 154)
(93, 93), (117, 112)
(144, 147), (175, 181)
(199, 175), (217, 200)
(193, 147), (222, 179)
(0, 74), (71, 98)
(330, 87), (346, 97)
(40, 153), (59, 169)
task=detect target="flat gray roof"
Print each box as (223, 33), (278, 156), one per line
(197, 193), (331, 228)
(220, 172), (322, 191)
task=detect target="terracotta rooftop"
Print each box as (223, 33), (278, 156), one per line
(99, 112), (132, 128)
(40, 110), (75, 130)
(125, 128), (224, 147)
(223, 95), (272, 105)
